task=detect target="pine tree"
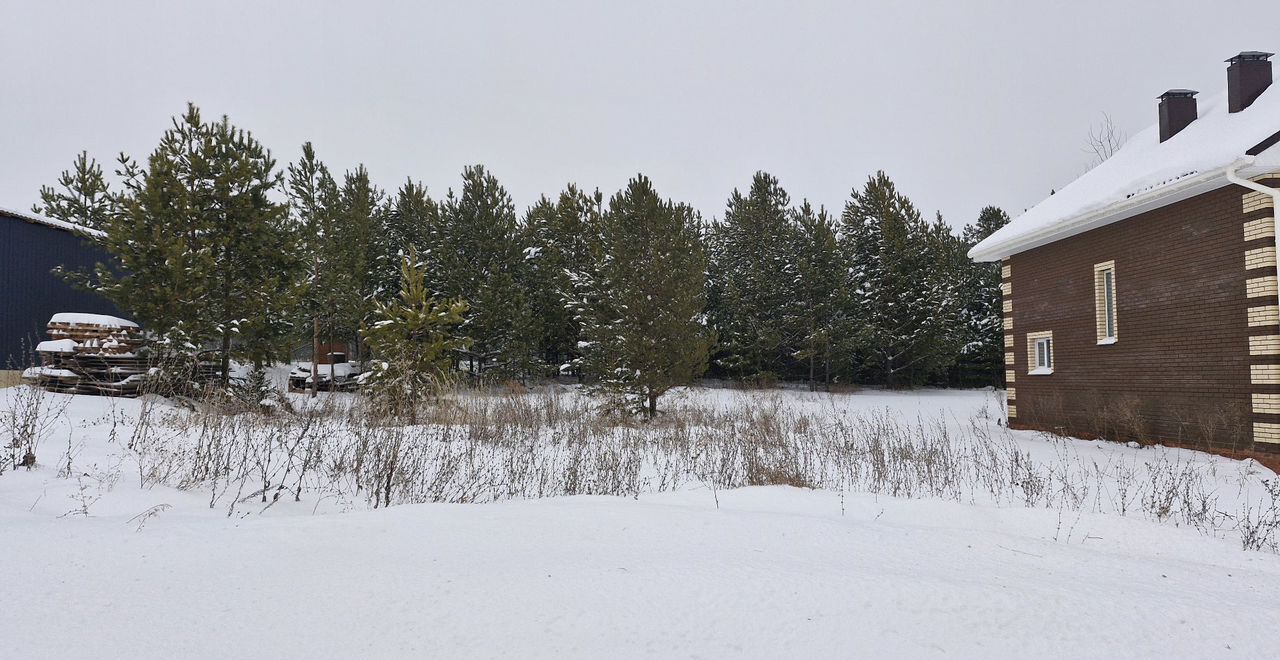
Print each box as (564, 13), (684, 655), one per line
(956, 206), (1011, 386)
(436, 165), (539, 380)
(922, 210), (967, 383)
(286, 142), (343, 396)
(707, 172), (799, 382)
(92, 104), (297, 381)
(331, 165), (386, 359)
(789, 201), (843, 389)
(376, 179), (437, 299)
(839, 171), (955, 387)
(573, 175), (710, 417)
(361, 250), (468, 423)
(33, 151), (113, 232)
(523, 185), (603, 375)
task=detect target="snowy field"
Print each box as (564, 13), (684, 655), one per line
(3, 383), (1279, 658)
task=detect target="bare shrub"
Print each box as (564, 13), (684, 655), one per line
(2, 384), (71, 472)
(1109, 395), (1148, 444)
(98, 385), (1280, 553)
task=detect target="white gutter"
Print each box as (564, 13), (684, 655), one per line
(969, 166), (1231, 262)
(1226, 157), (1280, 241)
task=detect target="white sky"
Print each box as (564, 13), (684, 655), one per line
(3, 1), (1279, 229)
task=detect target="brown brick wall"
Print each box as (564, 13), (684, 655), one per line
(1005, 178), (1280, 456)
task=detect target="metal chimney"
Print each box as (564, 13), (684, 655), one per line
(1227, 51), (1273, 113)
(1158, 89), (1198, 142)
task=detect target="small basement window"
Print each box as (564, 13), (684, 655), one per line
(1027, 331), (1053, 375)
(1094, 261), (1117, 344)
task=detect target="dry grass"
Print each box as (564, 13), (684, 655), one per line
(0, 370), (22, 389)
(10, 381), (1280, 553)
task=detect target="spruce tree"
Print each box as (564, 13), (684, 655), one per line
(33, 151), (113, 232)
(573, 175), (710, 417)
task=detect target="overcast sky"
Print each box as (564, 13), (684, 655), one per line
(4, 1), (1279, 229)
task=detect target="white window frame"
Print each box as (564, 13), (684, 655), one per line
(1027, 331), (1053, 375)
(1094, 261), (1117, 344)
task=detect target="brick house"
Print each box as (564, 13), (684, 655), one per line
(969, 51), (1280, 462)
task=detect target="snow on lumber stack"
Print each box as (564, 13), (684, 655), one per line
(34, 339), (78, 354)
(47, 312), (140, 328)
(31, 313), (150, 396)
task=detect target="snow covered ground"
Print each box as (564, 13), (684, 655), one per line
(2, 384), (1279, 658)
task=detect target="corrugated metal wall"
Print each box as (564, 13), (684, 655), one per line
(0, 213), (123, 369)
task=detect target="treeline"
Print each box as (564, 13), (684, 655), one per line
(36, 104), (1008, 413)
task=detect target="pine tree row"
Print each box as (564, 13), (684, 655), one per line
(35, 105), (1007, 415)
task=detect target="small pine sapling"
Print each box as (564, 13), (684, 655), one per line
(361, 250), (469, 423)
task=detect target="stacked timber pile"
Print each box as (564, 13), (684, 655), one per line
(23, 313), (151, 396)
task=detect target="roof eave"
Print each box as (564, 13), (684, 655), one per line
(968, 166), (1237, 262)
(1, 207), (106, 239)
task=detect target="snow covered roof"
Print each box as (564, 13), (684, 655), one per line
(49, 312), (139, 328)
(0, 205), (105, 239)
(970, 84), (1280, 262)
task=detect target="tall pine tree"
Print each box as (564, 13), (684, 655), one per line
(573, 175), (710, 417)
(376, 179), (437, 299)
(285, 142), (345, 395)
(707, 172), (800, 382)
(523, 184), (603, 375)
(92, 104), (297, 381)
(789, 201), (843, 388)
(435, 165), (539, 380)
(331, 165), (386, 359)
(955, 206), (1011, 386)
(839, 172), (956, 387)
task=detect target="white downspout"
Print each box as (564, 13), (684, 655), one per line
(1227, 157), (1280, 237)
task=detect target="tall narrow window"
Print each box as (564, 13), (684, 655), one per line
(1027, 331), (1053, 374)
(1094, 261), (1117, 344)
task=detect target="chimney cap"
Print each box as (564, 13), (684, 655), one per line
(1159, 89), (1198, 99)
(1226, 51), (1274, 64)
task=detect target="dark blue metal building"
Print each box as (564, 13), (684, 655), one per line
(0, 207), (122, 370)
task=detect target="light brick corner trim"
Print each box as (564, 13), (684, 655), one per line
(1244, 216), (1275, 241)
(1245, 186), (1280, 446)
(1247, 305), (1280, 327)
(1243, 190), (1275, 213)
(1246, 275), (1278, 298)
(1245, 246), (1277, 270)
(1254, 422), (1280, 445)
